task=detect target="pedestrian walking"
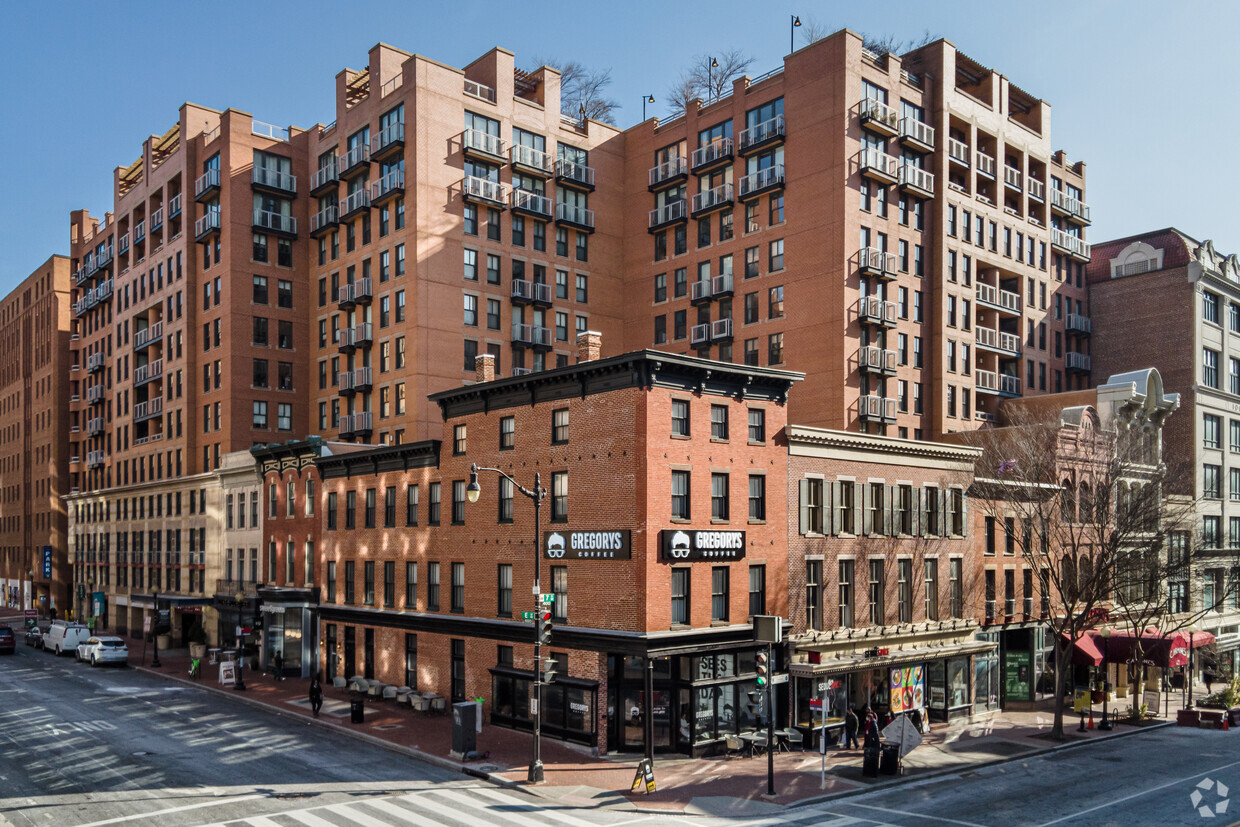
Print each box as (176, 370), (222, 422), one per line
(309, 677), (323, 718)
(863, 710), (881, 750)
(844, 706), (860, 750)
(273, 651), (283, 681)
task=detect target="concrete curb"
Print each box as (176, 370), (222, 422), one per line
(787, 719), (1176, 810)
(132, 665), (533, 798)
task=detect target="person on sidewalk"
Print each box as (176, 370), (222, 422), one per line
(309, 677), (323, 718)
(273, 651), (283, 681)
(845, 706), (860, 750)
(863, 710), (881, 750)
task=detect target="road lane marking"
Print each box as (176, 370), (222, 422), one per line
(74, 794), (266, 826)
(844, 802), (989, 826)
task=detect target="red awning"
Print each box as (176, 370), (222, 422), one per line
(1096, 628), (1216, 668)
(1061, 631), (1104, 666)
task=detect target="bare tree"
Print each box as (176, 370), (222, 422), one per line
(860, 29), (937, 56)
(665, 50), (755, 116)
(535, 59), (619, 126)
(799, 18), (834, 48)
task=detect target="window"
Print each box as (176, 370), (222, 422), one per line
(363, 488), (376, 528)
(327, 492), (338, 529)
(428, 482), (441, 525)
(672, 470), (690, 519)
(898, 559), (912, 623)
(383, 486), (396, 528)
(453, 424), (467, 456)
(404, 562), (417, 608)
(252, 400), (268, 428)
(839, 481), (857, 534)
(748, 475), (765, 521)
(768, 285), (784, 319)
(326, 561), (337, 602)
(381, 560), (395, 607)
(1205, 348), (1220, 389)
(406, 484), (419, 526)
(769, 239), (784, 271)
(550, 471), (568, 522)
(1205, 464), (1222, 499)
(950, 559), (963, 617)
(711, 473), (729, 520)
(711, 567), (729, 622)
(1205, 291), (1221, 324)
(838, 560), (854, 627)
(671, 569), (689, 625)
(427, 562), (440, 611)
(710, 405), (729, 440)
(768, 332), (784, 365)
(253, 275), (268, 304)
(671, 399), (690, 436)
(552, 408), (569, 444)
(451, 480), (467, 524)
(497, 564), (512, 617)
(451, 562), (465, 612)
(748, 565), (766, 617)
(344, 560), (356, 604)
(924, 560), (939, 620)
(253, 359), (269, 388)
(576, 274), (588, 303)
(498, 476), (514, 522)
(1205, 414), (1221, 449)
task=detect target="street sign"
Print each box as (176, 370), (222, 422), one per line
(520, 611), (538, 620)
(143, 617), (152, 634)
(539, 594), (556, 604)
(42, 547), (52, 579)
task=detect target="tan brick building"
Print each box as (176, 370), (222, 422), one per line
(0, 256), (73, 614)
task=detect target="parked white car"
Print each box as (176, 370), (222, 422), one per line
(44, 621), (91, 656)
(76, 636), (129, 667)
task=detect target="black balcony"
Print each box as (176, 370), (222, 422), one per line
(371, 123), (405, 163)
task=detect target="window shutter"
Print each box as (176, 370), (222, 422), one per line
(883, 485), (894, 535)
(912, 488), (922, 536)
(939, 489), (949, 537)
(831, 481), (842, 535)
(861, 483), (873, 536)
(960, 490), (969, 537)
(815, 482), (826, 535)
(799, 479), (810, 535)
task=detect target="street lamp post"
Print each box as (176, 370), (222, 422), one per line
(1098, 626), (1112, 730)
(234, 591), (247, 691)
(642, 94), (655, 121)
(790, 15), (802, 53)
(707, 56), (718, 101)
(467, 463), (547, 784)
(150, 592), (161, 668)
(1187, 623), (1196, 709)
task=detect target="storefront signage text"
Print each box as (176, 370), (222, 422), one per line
(659, 530), (746, 562)
(542, 531), (632, 560)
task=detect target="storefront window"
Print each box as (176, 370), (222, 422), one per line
(948, 657), (970, 707)
(282, 608), (302, 670)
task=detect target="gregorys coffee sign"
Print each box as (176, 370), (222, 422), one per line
(659, 530), (746, 562)
(542, 531), (632, 560)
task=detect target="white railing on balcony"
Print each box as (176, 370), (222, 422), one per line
(87, 352), (105, 371)
(556, 202), (594, 228)
(352, 366), (373, 387)
(463, 78), (496, 103)
(373, 122), (405, 154)
(97, 246), (113, 268)
(648, 156), (687, 188)
(976, 369), (997, 392)
(252, 167), (296, 192)
(133, 219), (146, 242)
(510, 279), (552, 304)
(859, 98), (898, 131)
(556, 159), (595, 188)
(311, 160), (339, 190)
(87, 385), (105, 404)
(859, 346), (896, 372)
(337, 371), (354, 393)
(1050, 188), (1091, 223)
(649, 199), (687, 228)
(712, 274), (733, 296)
(512, 323), (551, 347)
(690, 323), (711, 345)
(253, 209), (296, 235)
(96, 280), (113, 301)
(1000, 374), (1022, 395)
(252, 120), (290, 142)
(311, 205), (338, 233)
(133, 359), (163, 385)
(859, 246), (897, 275)
(711, 318), (733, 340)
(859, 148), (899, 178)
(899, 117), (935, 147)
(351, 322), (373, 344)
(134, 321), (162, 349)
(87, 450), (105, 468)
(150, 208), (164, 231)
(858, 296), (897, 325)
(372, 169), (405, 201)
(947, 137), (970, 165)
(999, 331), (1022, 353)
(1067, 312), (1092, 334)
(343, 188), (372, 215)
(691, 279), (712, 302)
(87, 417), (104, 436)
(975, 151), (996, 178)
(511, 189), (552, 216)
(859, 394), (896, 421)
(898, 164), (934, 193)
(1066, 352), (1091, 371)
(351, 276), (373, 303)
(118, 233), (130, 255)
(738, 165), (785, 199)
(195, 168), (220, 198)
(463, 129), (505, 158)
(975, 283), (1022, 313)
(692, 138), (733, 168)
(692, 182), (733, 213)
(462, 176), (504, 204)
(342, 143), (370, 170)
(1027, 178), (1045, 201)
(195, 212), (220, 237)
(738, 115), (784, 151)
(510, 144), (553, 173)
(133, 397), (162, 421)
(1003, 166), (1023, 190)
(1051, 228), (1091, 259)
(168, 193), (182, 216)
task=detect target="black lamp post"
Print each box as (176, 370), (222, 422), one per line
(643, 94), (655, 121)
(150, 592), (161, 668)
(707, 57), (719, 101)
(233, 591), (247, 691)
(790, 15), (802, 53)
(467, 462), (547, 783)
(1098, 626), (1112, 730)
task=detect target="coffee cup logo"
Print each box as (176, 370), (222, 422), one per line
(546, 532), (566, 558)
(670, 531), (692, 558)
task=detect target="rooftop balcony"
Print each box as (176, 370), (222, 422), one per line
(252, 209), (297, 238)
(648, 199), (687, 232)
(648, 156), (688, 191)
(510, 189), (552, 219)
(859, 394), (897, 423)
(859, 99), (899, 137)
(1066, 312), (1092, 336)
(311, 204), (339, 236)
(371, 169), (405, 206)
(898, 116), (935, 152)
(194, 168), (220, 202)
(859, 247), (897, 280)
(555, 202), (595, 233)
(371, 122), (405, 162)
(898, 163), (934, 198)
(859, 148), (899, 184)
(975, 283), (1022, 315)
(510, 279), (553, 307)
(509, 144), (553, 177)
(858, 296), (897, 328)
(512, 322), (552, 350)
(1066, 351), (1092, 373)
(1051, 228), (1091, 261)
(462, 129), (506, 164)
(555, 158), (595, 191)
(691, 182), (733, 217)
(310, 159), (340, 194)
(252, 167), (296, 195)
(859, 346), (897, 376)
(134, 321), (162, 351)
(461, 176), (506, 207)
(737, 164), (784, 201)
(691, 138), (733, 173)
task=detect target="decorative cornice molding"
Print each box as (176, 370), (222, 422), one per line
(787, 425), (983, 462)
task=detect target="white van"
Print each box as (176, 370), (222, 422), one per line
(44, 621), (91, 656)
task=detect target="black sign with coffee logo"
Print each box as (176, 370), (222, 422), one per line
(542, 530), (632, 560)
(659, 529), (746, 562)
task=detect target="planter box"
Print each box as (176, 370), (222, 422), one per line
(1177, 709), (1201, 727)
(1199, 710), (1224, 730)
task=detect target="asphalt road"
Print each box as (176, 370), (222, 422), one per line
(2, 640), (1237, 826)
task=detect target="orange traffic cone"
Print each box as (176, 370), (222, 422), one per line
(1224, 716), (1230, 731)
(1087, 708), (1095, 730)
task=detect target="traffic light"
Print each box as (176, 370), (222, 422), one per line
(542, 656), (557, 685)
(538, 609), (553, 645)
(755, 651), (769, 687)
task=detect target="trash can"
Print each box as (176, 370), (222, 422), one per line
(452, 701), (477, 755)
(880, 743), (900, 775)
(350, 699), (365, 724)
(862, 746), (880, 778)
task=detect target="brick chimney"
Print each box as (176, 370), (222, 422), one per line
(576, 330), (602, 363)
(474, 353), (495, 382)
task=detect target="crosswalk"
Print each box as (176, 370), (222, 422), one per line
(201, 784), (885, 827)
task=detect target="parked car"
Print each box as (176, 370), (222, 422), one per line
(24, 627), (43, 649)
(76, 636), (128, 667)
(0, 626), (15, 655)
(44, 621), (91, 656)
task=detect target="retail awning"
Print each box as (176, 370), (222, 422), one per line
(789, 640), (997, 679)
(1100, 628), (1216, 668)
(1061, 631), (1104, 667)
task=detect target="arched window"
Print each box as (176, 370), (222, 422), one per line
(1078, 481), (1093, 524)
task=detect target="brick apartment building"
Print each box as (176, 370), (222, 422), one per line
(0, 255), (73, 613)
(1087, 229), (1240, 675)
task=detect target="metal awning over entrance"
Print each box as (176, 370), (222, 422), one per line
(789, 640), (997, 679)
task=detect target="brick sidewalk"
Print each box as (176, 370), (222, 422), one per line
(127, 648), (1180, 816)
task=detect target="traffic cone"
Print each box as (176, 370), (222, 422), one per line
(1087, 708), (1095, 730)
(1224, 716), (1230, 731)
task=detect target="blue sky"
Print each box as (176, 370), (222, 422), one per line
(1, 0), (1235, 291)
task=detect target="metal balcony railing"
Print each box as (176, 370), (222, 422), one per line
(975, 151), (996, 178)
(738, 115), (784, 151)
(1066, 352), (1092, 371)
(462, 176), (505, 203)
(1051, 228), (1091, 259)
(649, 156), (687, 188)
(711, 318), (733, 340)
(1027, 178), (1045, 201)
(1067, 313), (1092, 335)
(692, 138), (733, 169)
(252, 167), (296, 192)
(373, 122), (405, 155)
(134, 397), (163, 421)
(511, 323), (551, 347)
(1050, 188), (1091, 223)
(859, 98), (898, 133)
(509, 144), (553, 173)
(133, 359), (163, 385)
(859, 148), (899, 180)
(690, 323), (711, 345)
(859, 246), (898, 277)
(253, 209), (296, 235)
(510, 279), (552, 304)
(194, 168), (220, 199)
(195, 212), (220, 238)
(342, 143), (371, 170)
(898, 164), (934, 194)
(555, 202), (594, 229)
(899, 117), (935, 148)
(134, 321), (162, 350)
(463, 129), (505, 158)
(737, 164), (785, 199)
(168, 193), (182, 216)
(555, 159), (595, 189)
(311, 160), (339, 191)
(372, 169), (405, 201)
(947, 138), (970, 165)
(649, 199), (687, 228)
(692, 182), (733, 213)
(511, 189), (552, 217)
(311, 205), (338, 233)
(858, 394), (897, 422)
